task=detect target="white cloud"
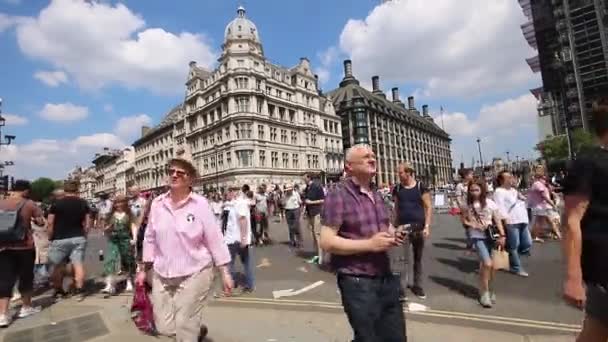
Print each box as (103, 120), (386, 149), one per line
(339, 0), (539, 98)
(2, 113), (28, 126)
(10, 0), (217, 94)
(103, 104), (113, 113)
(436, 94), (540, 167)
(0, 13), (27, 32)
(315, 46), (339, 85)
(114, 114), (152, 141)
(39, 102), (89, 122)
(34, 70), (68, 87)
(3, 132), (125, 180)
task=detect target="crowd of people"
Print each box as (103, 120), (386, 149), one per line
(1, 101), (608, 341)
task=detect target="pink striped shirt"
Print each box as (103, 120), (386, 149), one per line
(143, 192), (231, 278)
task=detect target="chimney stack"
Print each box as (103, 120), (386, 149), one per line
(407, 96), (415, 110)
(422, 104), (429, 116)
(339, 59), (360, 87)
(344, 60), (353, 78)
(189, 61), (197, 68)
(391, 87), (401, 103)
(372, 76), (380, 92)
(141, 125), (151, 137)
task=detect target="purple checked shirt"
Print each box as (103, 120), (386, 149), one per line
(321, 178), (391, 276)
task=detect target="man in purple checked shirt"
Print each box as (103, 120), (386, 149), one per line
(320, 144), (407, 342)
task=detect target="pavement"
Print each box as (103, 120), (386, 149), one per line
(0, 213), (583, 341)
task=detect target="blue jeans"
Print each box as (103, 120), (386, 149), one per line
(472, 238), (493, 264)
(228, 243), (255, 290)
(505, 223), (532, 273)
(338, 273), (407, 342)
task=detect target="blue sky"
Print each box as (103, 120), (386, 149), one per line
(0, 0), (541, 180)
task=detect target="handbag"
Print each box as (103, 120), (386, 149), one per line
(131, 282), (157, 336)
(471, 204), (500, 242)
(491, 247), (510, 270)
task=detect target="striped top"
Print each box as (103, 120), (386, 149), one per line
(142, 191), (231, 278)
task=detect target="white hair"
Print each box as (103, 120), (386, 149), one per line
(345, 144), (372, 163)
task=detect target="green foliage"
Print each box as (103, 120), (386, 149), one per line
(30, 177), (58, 202)
(535, 129), (596, 161)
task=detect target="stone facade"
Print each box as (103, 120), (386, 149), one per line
(328, 60), (453, 187)
(67, 166), (96, 202)
(115, 147), (135, 195)
(183, 6), (342, 191)
(92, 149), (120, 197)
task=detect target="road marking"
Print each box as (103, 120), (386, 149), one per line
(216, 296), (581, 331)
(256, 258), (272, 268)
(272, 281), (325, 299)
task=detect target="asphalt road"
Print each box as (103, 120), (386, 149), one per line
(82, 213), (582, 334)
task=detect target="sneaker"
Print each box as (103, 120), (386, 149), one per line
(516, 270), (529, 278)
(125, 280), (134, 292)
(102, 287), (116, 298)
(241, 287), (255, 294)
(198, 324), (208, 342)
(479, 291), (493, 308)
(399, 294), (408, 303)
(101, 283), (113, 294)
(18, 306), (41, 319)
(52, 289), (68, 302)
(0, 314), (10, 328)
(10, 292), (21, 302)
(306, 256), (319, 264)
(74, 288), (86, 302)
(490, 292), (497, 304)
(410, 286), (427, 299)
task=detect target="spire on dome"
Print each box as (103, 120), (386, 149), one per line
(237, 5), (246, 18)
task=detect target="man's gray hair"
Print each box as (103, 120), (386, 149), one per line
(345, 144), (372, 163)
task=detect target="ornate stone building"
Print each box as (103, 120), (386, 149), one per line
(328, 60), (453, 186)
(132, 105), (184, 192)
(115, 146), (135, 195)
(92, 148), (121, 197)
(183, 6), (342, 191)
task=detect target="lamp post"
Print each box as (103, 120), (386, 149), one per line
(476, 137), (484, 168)
(0, 99), (17, 150)
(554, 51), (575, 160)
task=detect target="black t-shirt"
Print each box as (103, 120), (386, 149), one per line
(49, 196), (90, 240)
(392, 182), (429, 225)
(304, 181), (325, 217)
(563, 146), (608, 285)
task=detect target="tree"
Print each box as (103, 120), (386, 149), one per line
(535, 129), (596, 162)
(30, 178), (57, 202)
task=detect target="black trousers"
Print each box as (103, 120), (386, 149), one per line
(338, 273), (407, 342)
(0, 249), (35, 298)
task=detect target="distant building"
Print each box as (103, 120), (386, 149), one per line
(115, 147), (135, 195)
(92, 148), (121, 197)
(327, 60), (453, 186)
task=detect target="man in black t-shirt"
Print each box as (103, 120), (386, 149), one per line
(47, 180), (90, 301)
(562, 98), (608, 341)
(392, 163), (433, 300)
(303, 173), (325, 265)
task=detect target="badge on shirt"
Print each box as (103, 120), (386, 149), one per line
(186, 213), (195, 223)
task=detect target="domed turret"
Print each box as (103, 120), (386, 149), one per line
(224, 6), (260, 44)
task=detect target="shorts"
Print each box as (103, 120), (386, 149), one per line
(472, 238), (493, 264)
(531, 208), (551, 217)
(0, 249), (35, 298)
(586, 284), (608, 326)
(48, 236), (87, 265)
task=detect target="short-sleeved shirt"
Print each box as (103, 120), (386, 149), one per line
(0, 197), (42, 251)
(49, 196), (90, 240)
(563, 146), (608, 285)
(392, 182), (428, 225)
(461, 199), (501, 239)
(321, 178), (391, 276)
(493, 187), (529, 225)
(255, 193), (268, 214)
(455, 182), (468, 207)
(130, 197), (146, 219)
(224, 196), (252, 245)
(305, 181), (325, 217)
(527, 180), (552, 210)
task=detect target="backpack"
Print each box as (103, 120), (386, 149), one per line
(0, 200), (28, 242)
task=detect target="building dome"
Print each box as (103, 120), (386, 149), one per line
(224, 6), (260, 44)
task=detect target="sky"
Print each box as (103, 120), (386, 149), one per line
(0, 0), (541, 180)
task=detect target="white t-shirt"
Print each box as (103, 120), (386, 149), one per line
(224, 196), (252, 245)
(210, 201), (223, 216)
(462, 199), (502, 239)
(455, 182), (467, 207)
(493, 187), (529, 225)
(284, 191), (302, 210)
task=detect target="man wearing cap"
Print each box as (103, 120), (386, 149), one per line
(137, 158), (232, 341)
(392, 162), (433, 300)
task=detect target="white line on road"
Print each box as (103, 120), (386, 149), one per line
(272, 281), (325, 299)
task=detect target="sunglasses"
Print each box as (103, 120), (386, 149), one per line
(169, 169), (188, 177)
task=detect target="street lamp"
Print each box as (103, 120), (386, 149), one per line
(554, 51), (575, 160)
(476, 137), (484, 168)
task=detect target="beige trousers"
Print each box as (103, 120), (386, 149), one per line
(307, 214), (326, 264)
(151, 266), (214, 342)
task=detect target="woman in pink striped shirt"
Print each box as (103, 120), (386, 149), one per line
(136, 158), (233, 341)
